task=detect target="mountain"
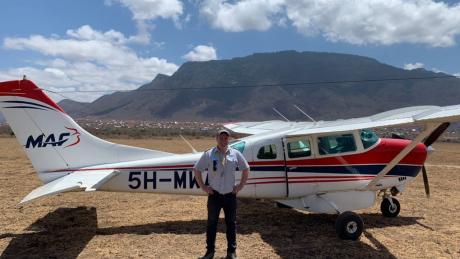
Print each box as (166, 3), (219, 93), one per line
(59, 51), (460, 121)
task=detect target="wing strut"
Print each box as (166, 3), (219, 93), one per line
(363, 123), (441, 190)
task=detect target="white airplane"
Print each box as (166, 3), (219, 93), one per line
(1, 79), (460, 240)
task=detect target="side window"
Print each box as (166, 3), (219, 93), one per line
(318, 134), (356, 155)
(287, 139), (311, 158)
(257, 144), (277, 159)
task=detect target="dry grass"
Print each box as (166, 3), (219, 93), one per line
(0, 137), (459, 259)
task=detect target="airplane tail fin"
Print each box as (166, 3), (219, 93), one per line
(0, 79), (172, 182)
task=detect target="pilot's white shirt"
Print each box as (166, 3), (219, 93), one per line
(194, 147), (249, 194)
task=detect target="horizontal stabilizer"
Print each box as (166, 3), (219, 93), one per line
(20, 170), (118, 204)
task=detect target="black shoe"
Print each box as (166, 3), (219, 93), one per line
(199, 250), (214, 259)
(226, 251), (237, 259)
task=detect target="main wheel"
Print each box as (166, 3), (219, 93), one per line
(335, 211), (364, 240)
(380, 198), (400, 217)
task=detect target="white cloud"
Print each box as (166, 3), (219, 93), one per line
(110, 0), (183, 20)
(107, 0), (184, 33)
(66, 25), (127, 43)
(199, 0), (460, 47)
(1, 26), (178, 102)
(5, 35), (136, 66)
(182, 45), (217, 61)
(285, 0), (460, 47)
(200, 0), (285, 32)
(404, 62), (424, 70)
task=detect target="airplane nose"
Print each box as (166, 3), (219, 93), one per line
(411, 142), (428, 164)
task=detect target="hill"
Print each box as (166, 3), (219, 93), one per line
(59, 51), (460, 121)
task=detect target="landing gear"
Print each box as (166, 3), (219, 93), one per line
(381, 197), (400, 217)
(335, 211), (364, 240)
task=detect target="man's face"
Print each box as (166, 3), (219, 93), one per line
(216, 133), (229, 149)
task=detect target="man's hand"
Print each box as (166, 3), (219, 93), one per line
(202, 186), (214, 195)
(232, 184), (244, 194)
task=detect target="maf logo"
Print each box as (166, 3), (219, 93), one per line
(25, 127), (80, 149)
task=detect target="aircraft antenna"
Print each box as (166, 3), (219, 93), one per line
(272, 107), (290, 122)
(293, 104), (316, 122)
(179, 134), (197, 154)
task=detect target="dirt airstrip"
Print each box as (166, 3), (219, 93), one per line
(0, 137), (459, 259)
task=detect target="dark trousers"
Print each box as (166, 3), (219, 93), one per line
(206, 191), (237, 253)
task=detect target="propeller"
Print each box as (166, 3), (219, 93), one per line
(421, 122), (451, 198)
(424, 123), (450, 147)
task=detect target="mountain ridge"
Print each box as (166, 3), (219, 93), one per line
(59, 50), (460, 121)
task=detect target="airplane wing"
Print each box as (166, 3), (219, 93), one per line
(287, 105), (460, 136)
(20, 170), (119, 204)
(224, 105), (460, 136)
(224, 120), (313, 135)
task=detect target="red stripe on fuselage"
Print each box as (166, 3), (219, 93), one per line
(249, 160), (285, 166)
(246, 175), (397, 185)
(50, 164), (196, 173)
(246, 178), (386, 185)
(48, 139), (426, 173)
(286, 139), (427, 166)
(247, 139), (426, 168)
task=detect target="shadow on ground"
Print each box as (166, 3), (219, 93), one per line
(1, 200), (429, 258)
(0, 207), (97, 259)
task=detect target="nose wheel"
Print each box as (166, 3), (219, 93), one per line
(335, 211), (364, 240)
(381, 197), (400, 217)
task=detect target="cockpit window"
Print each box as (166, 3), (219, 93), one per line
(360, 129), (379, 149)
(318, 134), (357, 155)
(230, 141), (245, 153)
(287, 139), (311, 158)
(257, 144), (277, 159)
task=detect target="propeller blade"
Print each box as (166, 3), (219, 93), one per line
(421, 166), (430, 198)
(424, 122), (450, 147)
(420, 123), (449, 198)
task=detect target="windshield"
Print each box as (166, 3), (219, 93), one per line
(360, 129), (379, 149)
(230, 141), (245, 153)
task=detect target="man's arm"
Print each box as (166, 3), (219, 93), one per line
(233, 169), (249, 194)
(193, 151), (214, 195)
(193, 168), (213, 195)
(233, 150), (250, 194)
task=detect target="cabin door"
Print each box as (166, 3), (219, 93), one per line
(284, 136), (316, 197)
(252, 138), (286, 198)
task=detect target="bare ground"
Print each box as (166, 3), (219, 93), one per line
(0, 137), (459, 259)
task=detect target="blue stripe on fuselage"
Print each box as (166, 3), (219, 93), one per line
(250, 165), (421, 177)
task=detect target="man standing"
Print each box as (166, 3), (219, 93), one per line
(194, 129), (250, 259)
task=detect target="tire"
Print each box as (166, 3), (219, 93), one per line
(380, 198), (400, 217)
(335, 211), (364, 240)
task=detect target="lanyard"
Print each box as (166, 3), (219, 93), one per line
(212, 148), (227, 176)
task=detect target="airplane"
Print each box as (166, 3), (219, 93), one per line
(1, 78), (460, 240)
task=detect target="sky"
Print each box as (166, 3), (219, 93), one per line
(0, 0), (460, 102)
